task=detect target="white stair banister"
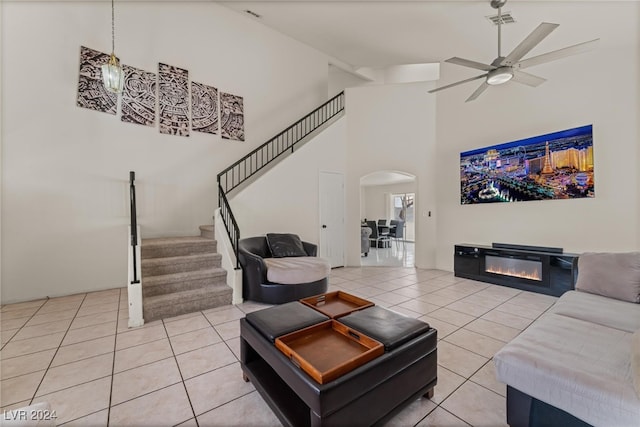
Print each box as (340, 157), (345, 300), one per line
(128, 224), (144, 327)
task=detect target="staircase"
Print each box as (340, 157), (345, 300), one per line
(217, 91), (345, 267)
(141, 225), (232, 322)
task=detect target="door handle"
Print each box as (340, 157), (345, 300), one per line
(322, 225), (327, 229)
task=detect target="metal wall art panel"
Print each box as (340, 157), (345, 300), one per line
(220, 92), (245, 141)
(191, 82), (219, 135)
(121, 65), (157, 127)
(76, 46), (117, 115)
(158, 63), (190, 137)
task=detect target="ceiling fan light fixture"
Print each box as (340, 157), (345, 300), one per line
(486, 67), (513, 85)
(428, 0), (599, 101)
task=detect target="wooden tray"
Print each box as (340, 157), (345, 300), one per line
(275, 320), (384, 384)
(300, 291), (374, 319)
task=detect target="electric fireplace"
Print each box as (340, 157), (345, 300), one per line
(485, 255), (542, 282)
(454, 243), (579, 297)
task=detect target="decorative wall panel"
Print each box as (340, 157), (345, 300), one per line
(191, 82), (218, 134)
(121, 65), (156, 127)
(76, 46), (117, 115)
(220, 92), (245, 141)
(158, 63), (190, 137)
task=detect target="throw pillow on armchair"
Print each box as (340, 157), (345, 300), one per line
(266, 233), (308, 258)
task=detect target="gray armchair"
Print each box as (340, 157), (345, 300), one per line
(238, 235), (329, 304)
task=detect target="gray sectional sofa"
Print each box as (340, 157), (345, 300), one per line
(494, 252), (640, 427)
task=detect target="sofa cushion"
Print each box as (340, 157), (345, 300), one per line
(264, 256), (330, 285)
(339, 306), (432, 351)
(494, 313), (640, 427)
(575, 252), (640, 303)
(245, 302), (329, 343)
(551, 290), (640, 333)
(266, 233), (307, 258)
(633, 329), (640, 398)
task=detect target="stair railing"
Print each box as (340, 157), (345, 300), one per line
(217, 91), (345, 267)
(127, 171), (143, 327)
(130, 171), (140, 284)
(218, 182), (240, 268)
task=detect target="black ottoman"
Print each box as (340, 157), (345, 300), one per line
(240, 304), (438, 426)
(246, 301), (329, 343)
(339, 306), (433, 351)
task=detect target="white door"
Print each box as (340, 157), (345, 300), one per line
(319, 171), (345, 268)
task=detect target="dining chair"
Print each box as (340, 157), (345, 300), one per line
(366, 220), (390, 249)
(388, 220), (405, 250)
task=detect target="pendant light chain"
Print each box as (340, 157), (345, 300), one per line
(111, 0), (116, 54)
(497, 6), (502, 57)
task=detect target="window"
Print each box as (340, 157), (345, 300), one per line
(391, 193), (415, 242)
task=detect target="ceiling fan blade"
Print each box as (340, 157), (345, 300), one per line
(501, 22), (560, 66)
(445, 57), (496, 72)
(516, 39), (600, 70)
(511, 70), (546, 87)
(428, 74), (487, 93)
(466, 82), (490, 102)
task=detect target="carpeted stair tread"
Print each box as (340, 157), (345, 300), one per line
(143, 286), (232, 321)
(142, 253), (221, 266)
(141, 236), (217, 258)
(141, 253), (222, 276)
(143, 267), (226, 286)
(142, 268), (227, 297)
(199, 225), (215, 239)
(145, 285), (231, 306)
(142, 236), (214, 246)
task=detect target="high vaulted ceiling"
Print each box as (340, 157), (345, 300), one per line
(220, 1), (636, 70)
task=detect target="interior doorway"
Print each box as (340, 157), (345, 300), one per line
(360, 171), (416, 267)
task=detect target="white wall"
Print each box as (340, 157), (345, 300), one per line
(345, 83), (437, 268)
(362, 182), (416, 223)
(232, 117), (347, 244)
(435, 2), (640, 271)
(328, 65), (369, 98)
(637, 4), (640, 250)
(1, 1), (330, 303)
(0, 3), (3, 303)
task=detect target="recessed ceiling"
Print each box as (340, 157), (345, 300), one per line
(220, 1), (632, 70)
(360, 171), (416, 187)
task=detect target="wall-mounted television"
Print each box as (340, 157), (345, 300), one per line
(460, 125), (594, 205)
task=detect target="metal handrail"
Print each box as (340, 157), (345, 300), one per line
(218, 183), (240, 269)
(216, 91), (345, 267)
(218, 91), (345, 194)
(129, 171), (140, 284)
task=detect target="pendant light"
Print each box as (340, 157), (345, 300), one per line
(101, 0), (124, 94)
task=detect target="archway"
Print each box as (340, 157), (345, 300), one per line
(359, 170), (417, 267)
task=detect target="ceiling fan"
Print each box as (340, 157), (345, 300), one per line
(429, 0), (599, 102)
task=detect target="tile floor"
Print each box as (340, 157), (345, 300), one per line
(361, 242), (415, 267)
(0, 268), (557, 426)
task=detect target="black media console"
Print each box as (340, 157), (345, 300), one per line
(454, 243), (579, 297)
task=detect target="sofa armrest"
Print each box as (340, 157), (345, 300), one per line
(302, 241), (317, 257)
(239, 247), (268, 282)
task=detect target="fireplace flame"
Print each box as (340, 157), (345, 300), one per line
(485, 266), (542, 281)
